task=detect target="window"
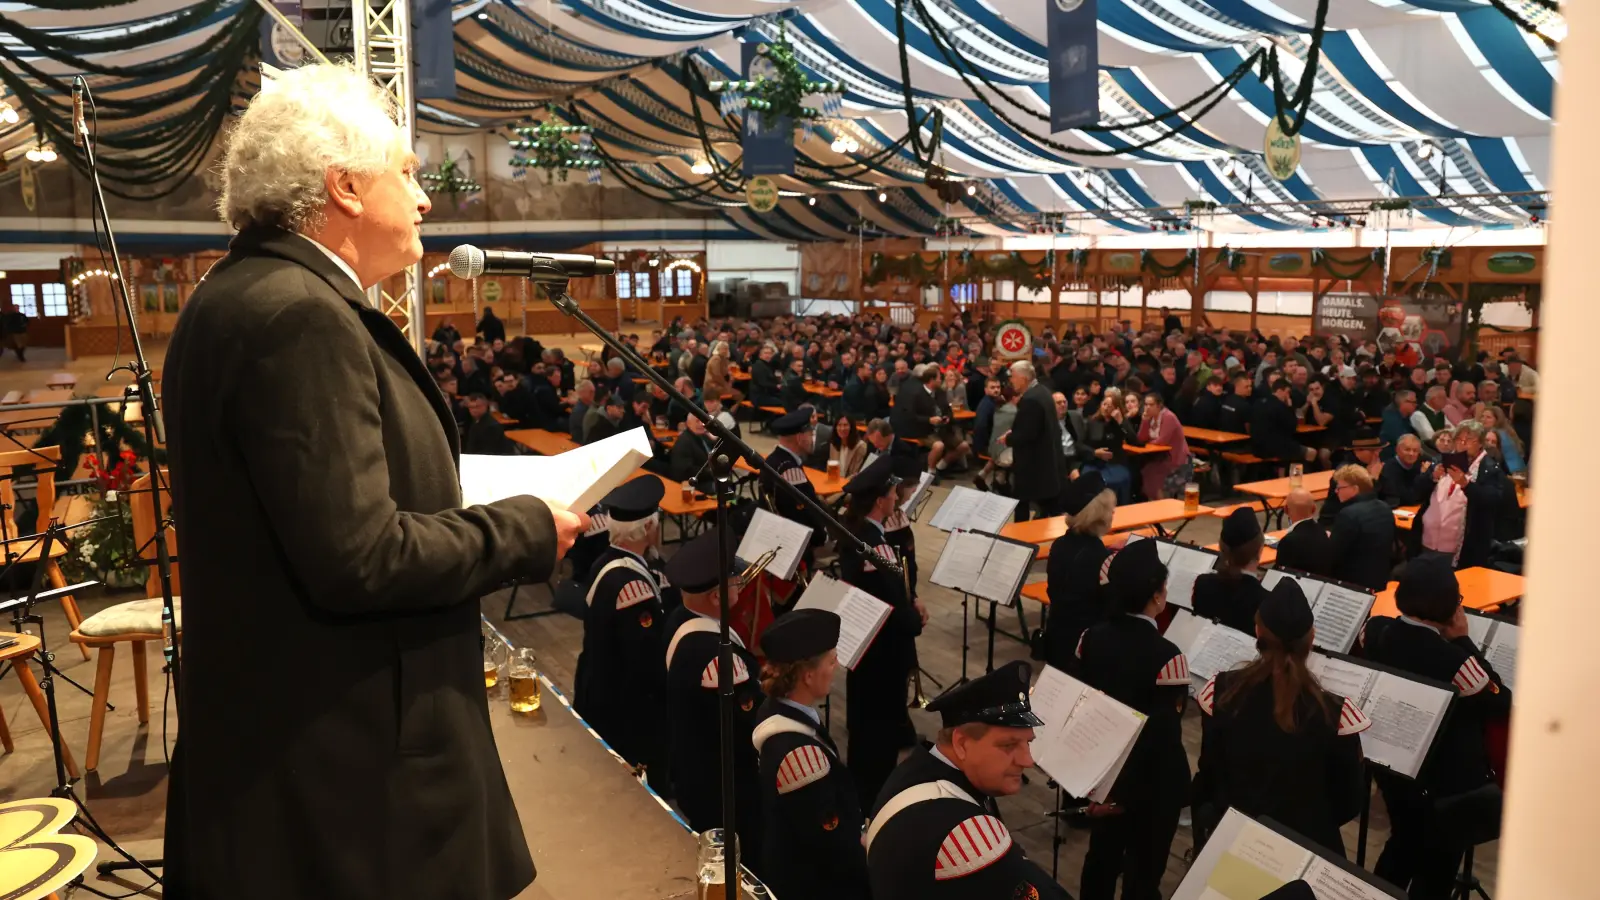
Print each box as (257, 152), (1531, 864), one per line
(40, 283), (67, 317)
(633, 272), (651, 299)
(8, 284), (35, 317)
(659, 270), (676, 298)
(676, 269), (692, 296)
(615, 272), (631, 299)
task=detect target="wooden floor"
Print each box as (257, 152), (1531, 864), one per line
(0, 334), (1500, 898)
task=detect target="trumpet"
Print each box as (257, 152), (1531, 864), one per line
(909, 664), (931, 709)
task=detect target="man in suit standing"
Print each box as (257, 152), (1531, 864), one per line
(1274, 489), (1332, 576)
(999, 361), (1064, 521)
(161, 62), (588, 900)
(892, 365), (946, 472)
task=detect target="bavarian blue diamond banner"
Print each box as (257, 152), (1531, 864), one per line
(741, 41), (795, 177)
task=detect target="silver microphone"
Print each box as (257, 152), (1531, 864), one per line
(447, 244), (617, 280)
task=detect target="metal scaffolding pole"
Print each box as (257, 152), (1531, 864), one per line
(354, 0), (426, 354)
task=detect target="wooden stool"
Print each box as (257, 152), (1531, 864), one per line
(0, 447), (88, 660)
(69, 599), (178, 773)
(0, 633), (79, 779)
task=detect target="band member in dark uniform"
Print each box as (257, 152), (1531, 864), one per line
(1359, 557), (1512, 899)
(574, 478), (670, 782)
(1076, 538), (1191, 900)
(763, 408), (828, 558)
(662, 528), (766, 864)
(1192, 506), (1270, 634)
(838, 455), (927, 807)
(865, 660), (1069, 900)
(1042, 471), (1115, 672)
(752, 610), (869, 900)
(1192, 578), (1369, 854)
(881, 444), (925, 596)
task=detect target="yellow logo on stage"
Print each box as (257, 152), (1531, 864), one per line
(1264, 117), (1301, 183)
(746, 177), (780, 214)
(0, 797), (98, 900)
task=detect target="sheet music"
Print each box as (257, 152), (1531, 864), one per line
(1483, 624), (1519, 691)
(930, 530), (991, 596)
(1188, 623), (1261, 681)
(1301, 857), (1405, 900)
(460, 426), (652, 512)
(930, 531), (1034, 605)
(1176, 809), (1404, 900)
(1261, 569), (1320, 599)
(1360, 674), (1450, 778)
(901, 471), (935, 516)
(793, 574), (891, 670)
(735, 508), (814, 581)
(1163, 543), (1217, 610)
(1164, 608), (1206, 661)
(1465, 612), (1495, 647)
(1029, 666), (1145, 801)
(1308, 584), (1373, 655)
(1307, 654), (1378, 707)
(929, 486), (1018, 533)
(973, 540), (1035, 606)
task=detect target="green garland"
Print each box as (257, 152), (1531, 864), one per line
(961, 252), (1053, 290)
(864, 252), (946, 287)
(1215, 248), (1246, 272)
(1141, 250), (1196, 278)
(1311, 248), (1384, 281)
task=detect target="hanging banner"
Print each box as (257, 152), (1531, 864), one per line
(745, 176), (780, 213)
(413, 0), (457, 100)
(1312, 293), (1378, 343)
(1312, 294), (1466, 364)
(259, 1), (309, 69)
(1047, 0), (1099, 132)
(1264, 117), (1301, 182)
(740, 42), (795, 177)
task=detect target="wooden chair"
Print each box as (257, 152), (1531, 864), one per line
(0, 447), (89, 659)
(70, 470), (180, 772)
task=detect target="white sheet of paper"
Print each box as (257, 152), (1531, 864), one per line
(929, 486), (1017, 533)
(1030, 666), (1089, 787)
(1173, 809), (1313, 900)
(1029, 666), (1145, 801)
(1301, 856), (1404, 900)
(735, 508), (814, 581)
(1465, 612), (1495, 647)
(1261, 569), (1322, 601)
(1309, 584), (1374, 655)
(1307, 653), (1378, 707)
(460, 426), (652, 513)
(929, 530), (990, 596)
(1165, 608), (1207, 669)
(1164, 544), (1218, 610)
(973, 540), (1035, 606)
(1484, 623), (1519, 691)
(793, 574), (891, 670)
(1360, 673), (1452, 778)
(902, 471), (936, 516)
(1188, 624), (1261, 681)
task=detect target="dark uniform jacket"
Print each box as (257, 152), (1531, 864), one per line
(1042, 531), (1111, 672)
(1077, 615), (1192, 808)
(1360, 616), (1512, 796)
(573, 546), (667, 770)
(1218, 394), (1252, 436)
(530, 381), (566, 430)
(866, 746), (1069, 900)
(1010, 382), (1065, 503)
(752, 699), (870, 900)
(663, 607), (766, 854)
(162, 227), (554, 900)
(1274, 519), (1334, 578)
(668, 431), (715, 488)
(892, 380), (938, 440)
(1192, 572), (1269, 635)
(464, 414), (517, 456)
(763, 445), (827, 551)
(1329, 491), (1396, 591)
(1193, 670), (1369, 853)
(840, 519), (922, 805)
(1251, 394), (1304, 461)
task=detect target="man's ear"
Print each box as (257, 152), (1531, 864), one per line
(324, 167), (364, 219)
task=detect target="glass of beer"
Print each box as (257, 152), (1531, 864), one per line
(508, 648), (541, 713)
(696, 830), (738, 900)
(1289, 462), (1304, 489)
(682, 481), (694, 503)
(827, 458), (839, 479)
(483, 633), (509, 689)
(1183, 481), (1200, 512)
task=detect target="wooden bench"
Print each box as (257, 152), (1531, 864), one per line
(0, 392), (20, 405)
(1210, 500), (1266, 518)
(1220, 452), (1265, 466)
(46, 373), (77, 390)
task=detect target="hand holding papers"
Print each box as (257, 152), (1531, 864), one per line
(736, 508), (814, 581)
(460, 426), (653, 512)
(1305, 653), (1452, 779)
(1175, 809), (1403, 900)
(1030, 666), (1146, 802)
(929, 530), (1037, 606)
(794, 574), (891, 670)
(929, 486), (1018, 534)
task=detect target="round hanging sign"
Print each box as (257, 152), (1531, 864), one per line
(1263, 116), (1301, 182)
(746, 176), (780, 213)
(994, 320), (1034, 360)
(19, 164), (35, 213)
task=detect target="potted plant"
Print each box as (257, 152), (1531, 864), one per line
(62, 449), (147, 591)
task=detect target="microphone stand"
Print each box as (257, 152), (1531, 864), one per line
(529, 267), (899, 897)
(74, 75), (178, 882)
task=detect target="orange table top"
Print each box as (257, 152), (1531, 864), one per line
(1184, 427), (1250, 444)
(1517, 391), (1535, 401)
(1370, 566), (1525, 618)
(953, 409), (977, 421)
(803, 382), (844, 398)
(493, 411), (516, 426)
(1395, 505), (1419, 530)
(1124, 443), (1171, 456)
(1235, 469), (1335, 501)
(507, 428), (579, 456)
(1298, 424), (1326, 433)
(806, 466), (848, 496)
(636, 471), (717, 516)
(1001, 499), (1212, 559)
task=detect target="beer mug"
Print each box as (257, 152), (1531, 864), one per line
(508, 648), (541, 713)
(697, 829), (739, 900)
(483, 632), (509, 689)
(1183, 481), (1200, 513)
(682, 481), (694, 503)
(826, 458), (839, 478)
(1289, 462), (1304, 490)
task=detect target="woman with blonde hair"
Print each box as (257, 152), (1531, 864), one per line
(1041, 472), (1118, 672)
(704, 339), (744, 405)
(1475, 403), (1526, 476)
(753, 610), (869, 900)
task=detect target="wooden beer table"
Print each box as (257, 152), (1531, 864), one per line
(1183, 427), (1250, 445)
(507, 428), (579, 457)
(1369, 567), (1525, 618)
(1000, 499), (1213, 561)
(1236, 469), (1335, 527)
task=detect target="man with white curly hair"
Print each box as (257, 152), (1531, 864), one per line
(161, 63), (586, 900)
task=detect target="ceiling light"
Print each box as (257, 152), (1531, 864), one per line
(0, 102), (16, 126)
(830, 139), (845, 153)
(877, 191), (887, 202)
(1419, 143), (1433, 160)
(648, 256), (660, 267)
(477, 11), (488, 19)
(965, 184), (977, 196)
(844, 138), (859, 153)
(807, 196), (816, 206)
(25, 148), (39, 162)
(690, 159), (713, 175)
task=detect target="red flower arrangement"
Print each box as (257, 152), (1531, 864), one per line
(85, 449), (139, 494)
